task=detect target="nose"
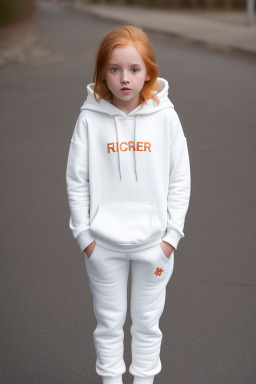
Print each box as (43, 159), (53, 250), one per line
(121, 70), (129, 84)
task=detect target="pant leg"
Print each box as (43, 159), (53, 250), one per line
(128, 244), (175, 384)
(84, 243), (130, 384)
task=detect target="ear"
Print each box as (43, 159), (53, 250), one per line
(145, 74), (151, 81)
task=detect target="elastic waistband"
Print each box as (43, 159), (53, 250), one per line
(95, 231), (166, 253)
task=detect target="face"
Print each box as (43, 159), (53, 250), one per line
(103, 42), (151, 113)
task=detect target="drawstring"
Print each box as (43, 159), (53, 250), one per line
(113, 115), (123, 181)
(113, 115), (140, 182)
(134, 115), (139, 182)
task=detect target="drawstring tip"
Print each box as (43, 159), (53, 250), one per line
(120, 173), (122, 181)
(136, 174), (138, 182)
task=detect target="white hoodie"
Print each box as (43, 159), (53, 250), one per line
(66, 77), (191, 254)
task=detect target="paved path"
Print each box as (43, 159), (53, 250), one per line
(74, 2), (256, 60)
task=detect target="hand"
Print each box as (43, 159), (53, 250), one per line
(159, 241), (175, 259)
(84, 241), (96, 259)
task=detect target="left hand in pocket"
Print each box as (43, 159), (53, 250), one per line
(160, 241), (175, 259)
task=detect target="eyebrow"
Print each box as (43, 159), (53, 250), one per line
(108, 63), (142, 67)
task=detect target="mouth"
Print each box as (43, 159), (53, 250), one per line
(121, 88), (131, 94)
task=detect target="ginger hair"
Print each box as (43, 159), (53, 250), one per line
(92, 25), (160, 107)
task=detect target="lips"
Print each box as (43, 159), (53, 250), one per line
(121, 88), (131, 90)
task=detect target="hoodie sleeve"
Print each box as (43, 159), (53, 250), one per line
(66, 113), (95, 253)
(162, 110), (191, 250)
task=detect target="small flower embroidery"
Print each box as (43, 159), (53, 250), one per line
(154, 267), (164, 276)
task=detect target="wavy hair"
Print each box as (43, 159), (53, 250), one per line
(93, 25), (160, 107)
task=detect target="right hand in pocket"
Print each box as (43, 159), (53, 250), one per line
(84, 241), (96, 259)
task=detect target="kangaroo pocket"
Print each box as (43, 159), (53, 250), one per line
(90, 202), (163, 247)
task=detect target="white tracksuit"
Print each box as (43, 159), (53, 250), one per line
(66, 77), (191, 384)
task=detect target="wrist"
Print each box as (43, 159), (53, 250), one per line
(162, 241), (175, 251)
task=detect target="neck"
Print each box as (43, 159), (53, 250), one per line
(111, 95), (141, 115)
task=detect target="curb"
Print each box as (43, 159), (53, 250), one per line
(69, 2), (256, 63)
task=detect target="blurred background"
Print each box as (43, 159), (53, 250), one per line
(0, 0), (252, 26)
(1, 0), (256, 383)
(0, 0), (35, 27)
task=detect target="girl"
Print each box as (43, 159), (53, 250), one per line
(66, 25), (191, 384)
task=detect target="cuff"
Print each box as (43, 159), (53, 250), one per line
(162, 228), (184, 250)
(76, 230), (96, 253)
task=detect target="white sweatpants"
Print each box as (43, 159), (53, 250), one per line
(84, 242), (175, 384)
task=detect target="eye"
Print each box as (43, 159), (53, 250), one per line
(110, 67), (118, 73)
(131, 67), (140, 73)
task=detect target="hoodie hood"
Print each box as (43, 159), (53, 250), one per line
(80, 77), (174, 117)
(80, 77), (174, 182)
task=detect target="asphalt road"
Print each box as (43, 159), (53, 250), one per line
(1, 1), (256, 383)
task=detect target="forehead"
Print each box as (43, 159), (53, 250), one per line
(109, 42), (144, 64)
